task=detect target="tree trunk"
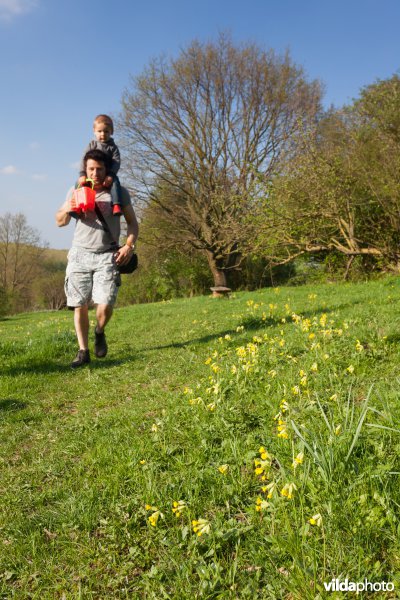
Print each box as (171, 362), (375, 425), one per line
(206, 250), (228, 287)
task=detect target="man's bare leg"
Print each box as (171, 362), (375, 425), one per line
(95, 304), (113, 333)
(94, 304), (113, 358)
(74, 305), (90, 349)
(71, 305), (91, 368)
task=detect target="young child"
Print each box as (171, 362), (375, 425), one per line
(78, 114), (122, 216)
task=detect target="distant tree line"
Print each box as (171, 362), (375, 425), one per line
(0, 213), (66, 316)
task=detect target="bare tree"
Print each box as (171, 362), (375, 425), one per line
(119, 35), (322, 287)
(0, 213), (47, 308)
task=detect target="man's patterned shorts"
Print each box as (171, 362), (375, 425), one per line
(64, 247), (121, 308)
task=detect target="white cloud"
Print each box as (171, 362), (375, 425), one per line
(32, 173), (47, 181)
(0, 0), (38, 22)
(1, 165), (19, 174)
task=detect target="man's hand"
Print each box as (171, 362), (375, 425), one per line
(114, 244), (134, 266)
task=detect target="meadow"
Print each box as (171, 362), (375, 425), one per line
(1, 278), (400, 599)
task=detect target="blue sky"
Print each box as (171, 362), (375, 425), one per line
(1, 0), (399, 249)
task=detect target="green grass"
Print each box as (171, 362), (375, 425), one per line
(1, 278), (400, 599)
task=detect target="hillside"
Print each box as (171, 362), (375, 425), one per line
(1, 279), (399, 598)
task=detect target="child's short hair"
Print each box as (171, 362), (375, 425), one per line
(93, 114), (114, 134)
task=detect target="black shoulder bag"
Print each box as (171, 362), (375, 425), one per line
(94, 204), (138, 274)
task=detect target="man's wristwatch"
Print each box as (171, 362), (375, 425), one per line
(125, 242), (135, 250)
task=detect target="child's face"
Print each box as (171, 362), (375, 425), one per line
(93, 121), (112, 143)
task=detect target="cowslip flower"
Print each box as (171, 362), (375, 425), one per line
(218, 464), (229, 474)
(355, 340), (364, 352)
(172, 500), (187, 517)
(192, 518), (210, 536)
(292, 452), (304, 469)
(259, 447), (271, 461)
(148, 511), (161, 527)
(280, 399), (289, 413)
(145, 504), (164, 527)
(280, 482), (297, 499)
(254, 457), (270, 476)
(346, 365), (355, 374)
(309, 513), (322, 526)
(255, 497), (269, 511)
(262, 481), (277, 499)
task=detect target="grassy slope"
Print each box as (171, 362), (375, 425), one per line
(1, 279), (400, 599)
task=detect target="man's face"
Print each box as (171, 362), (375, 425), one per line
(86, 159), (106, 188)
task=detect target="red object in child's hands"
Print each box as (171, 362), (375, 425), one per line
(70, 179), (96, 215)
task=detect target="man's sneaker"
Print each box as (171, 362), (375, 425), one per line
(94, 329), (108, 358)
(71, 349), (90, 368)
(112, 204), (122, 216)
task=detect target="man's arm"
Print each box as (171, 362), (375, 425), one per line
(115, 204), (139, 266)
(55, 199), (72, 227)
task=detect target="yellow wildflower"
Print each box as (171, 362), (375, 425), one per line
(309, 513), (322, 526)
(346, 365), (355, 374)
(204, 357), (212, 365)
(311, 362), (318, 372)
(218, 464), (229, 474)
(231, 365), (237, 374)
(263, 481), (277, 499)
(292, 452), (304, 469)
(280, 482), (297, 499)
(172, 500), (187, 517)
(355, 340), (364, 352)
(255, 497), (269, 511)
(192, 518), (210, 536)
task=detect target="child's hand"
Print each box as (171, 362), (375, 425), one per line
(78, 176), (87, 186)
(104, 175), (113, 188)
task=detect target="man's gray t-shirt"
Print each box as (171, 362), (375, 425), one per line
(67, 186), (131, 253)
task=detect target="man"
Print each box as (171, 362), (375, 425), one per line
(56, 149), (139, 368)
